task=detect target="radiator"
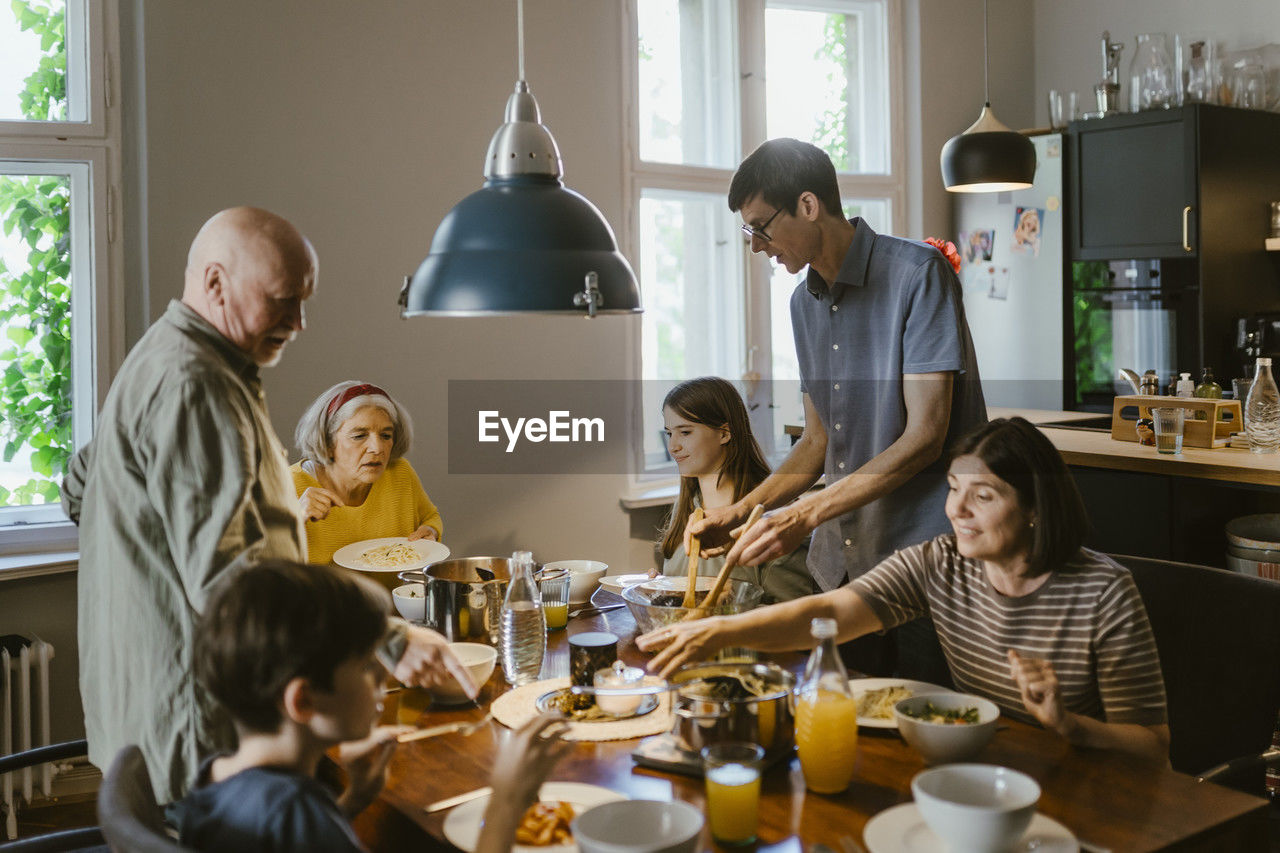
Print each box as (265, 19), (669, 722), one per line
(1, 636), (54, 841)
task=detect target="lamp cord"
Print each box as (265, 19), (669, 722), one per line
(517, 0), (526, 82)
(983, 0), (990, 106)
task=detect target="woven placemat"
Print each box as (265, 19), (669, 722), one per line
(491, 676), (671, 742)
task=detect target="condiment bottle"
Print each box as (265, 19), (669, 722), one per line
(1176, 372), (1194, 397)
(1193, 367), (1222, 399)
(794, 618), (858, 793)
(500, 550), (546, 685)
(1140, 370), (1161, 396)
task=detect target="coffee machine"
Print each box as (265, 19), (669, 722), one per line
(1235, 313), (1280, 379)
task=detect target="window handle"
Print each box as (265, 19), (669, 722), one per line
(1182, 205), (1193, 252)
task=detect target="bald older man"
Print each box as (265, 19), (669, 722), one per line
(62, 208), (472, 802)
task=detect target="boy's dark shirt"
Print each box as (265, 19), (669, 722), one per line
(168, 754), (366, 852)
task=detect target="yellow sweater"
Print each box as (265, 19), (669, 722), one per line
(290, 458), (444, 565)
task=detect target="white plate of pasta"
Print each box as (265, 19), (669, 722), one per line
(849, 678), (954, 729)
(442, 782), (626, 852)
(332, 537), (450, 573)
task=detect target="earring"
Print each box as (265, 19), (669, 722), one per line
(1028, 520), (1036, 529)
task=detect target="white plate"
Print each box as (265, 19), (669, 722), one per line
(597, 573), (653, 594)
(637, 576), (715, 593)
(848, 678), (954, 729)
(331, 537), (450, 572)
(442, 781), (627, 853)
(863, 802), (1078, 853)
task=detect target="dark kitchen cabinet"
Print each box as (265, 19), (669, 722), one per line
(1065, 105), (1280, 384)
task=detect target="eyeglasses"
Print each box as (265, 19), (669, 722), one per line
(740, 207), (784, 243)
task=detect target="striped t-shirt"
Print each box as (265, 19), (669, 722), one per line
(851, 535), (1167, 726)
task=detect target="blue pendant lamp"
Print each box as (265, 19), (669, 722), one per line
(940, 0), (1036, 192)
(400, 0), (640, 318)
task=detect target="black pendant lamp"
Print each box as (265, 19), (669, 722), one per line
(940, 0), (1036, 193)
(400, 0), (641, 318)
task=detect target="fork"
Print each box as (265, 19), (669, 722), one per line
(397, 711), (492, 743)
(838, 834), (868, 853)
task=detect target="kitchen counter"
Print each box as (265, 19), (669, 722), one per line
(991, 407), (1280, 490)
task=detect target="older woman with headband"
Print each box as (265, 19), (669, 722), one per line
(292, 381), (443, 565)
(639, 417), (1170, 761)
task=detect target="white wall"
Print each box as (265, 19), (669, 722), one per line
(1033, 0), (1280, 127)
(139, 0), (641, 571)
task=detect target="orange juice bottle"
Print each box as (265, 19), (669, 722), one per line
(794, 617), (858, 794)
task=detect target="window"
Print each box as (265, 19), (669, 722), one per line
(0, 0), (120, 546)
(626, 0), (903, 470)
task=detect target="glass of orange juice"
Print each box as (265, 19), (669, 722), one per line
(539, 568), (571, 630)
(701, 742), (765, 846)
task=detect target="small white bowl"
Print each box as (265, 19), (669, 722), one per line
(893, 693), (1000, 765)
(392, 583), (425, 622)
(543, 560), (608, 603)
(429, 642), (496, 705)
(912, 764), (1040, 852)
(572, 799), (703, 853)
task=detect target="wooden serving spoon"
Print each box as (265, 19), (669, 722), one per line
(684, 503), (764, 621)
(681, 507), (705, 608)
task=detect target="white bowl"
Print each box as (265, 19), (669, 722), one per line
(893, 693), (1000, 765)
(429, 642), (496, 705)
(544, 560), (608, 603)
(597, 573), (654, 595)
(911, 764), (1040, 852)
(392, 583), (425, 622)
(571, 799), (703, 853)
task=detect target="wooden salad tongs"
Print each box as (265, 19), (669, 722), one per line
(680, 507), (705, 608)
(684, 504), (764, 621)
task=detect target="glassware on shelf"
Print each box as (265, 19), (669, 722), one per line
(1129, 33), (1177, 112)
(1179, 36), (1217, 104)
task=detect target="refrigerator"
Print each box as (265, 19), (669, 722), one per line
(953, 133), (1065, 411)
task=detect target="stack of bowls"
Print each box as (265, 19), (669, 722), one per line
(1226, 514), (1280, 580)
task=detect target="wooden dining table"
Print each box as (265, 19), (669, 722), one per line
(356, 606), (1271, 853)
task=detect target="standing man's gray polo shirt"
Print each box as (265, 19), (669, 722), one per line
(791, 219), (987, 591)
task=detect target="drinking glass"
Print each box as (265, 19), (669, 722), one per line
(1152, 406), (1186, 454)
(1048, 90), (1063, 130)
(702, 742), (765, 846)
(1047, 90), (1078, 130)
(539, 568), (570, 631)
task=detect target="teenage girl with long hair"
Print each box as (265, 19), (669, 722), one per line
(658, 377), (816, 603)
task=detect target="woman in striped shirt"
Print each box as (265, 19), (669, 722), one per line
(639, 417), (1170, 761)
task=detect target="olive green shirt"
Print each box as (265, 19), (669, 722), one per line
(62, 300), (306, 803)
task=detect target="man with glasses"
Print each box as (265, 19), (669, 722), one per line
(692, 138), (987, 682)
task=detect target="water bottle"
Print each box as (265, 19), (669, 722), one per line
(500, 550), (546, 685)
(1246, 357), (1280, 454)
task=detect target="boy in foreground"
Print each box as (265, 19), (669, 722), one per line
(169, 559), (566, 851)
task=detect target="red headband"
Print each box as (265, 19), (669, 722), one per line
(326, 383), (390, 420)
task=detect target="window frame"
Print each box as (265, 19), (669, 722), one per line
(0, 0), (123, 552)
(622, 0), (905, 479)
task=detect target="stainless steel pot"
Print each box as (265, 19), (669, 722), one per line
(398, 557), (513, 644)
(669, 661), (795, 763)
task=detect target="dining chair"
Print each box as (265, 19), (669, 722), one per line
(0, 739), (105, 852)
(95, 747), (194, 853)
(1113, 554), (1280, 794)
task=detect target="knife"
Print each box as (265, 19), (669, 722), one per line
(424, 786), (493, 813)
